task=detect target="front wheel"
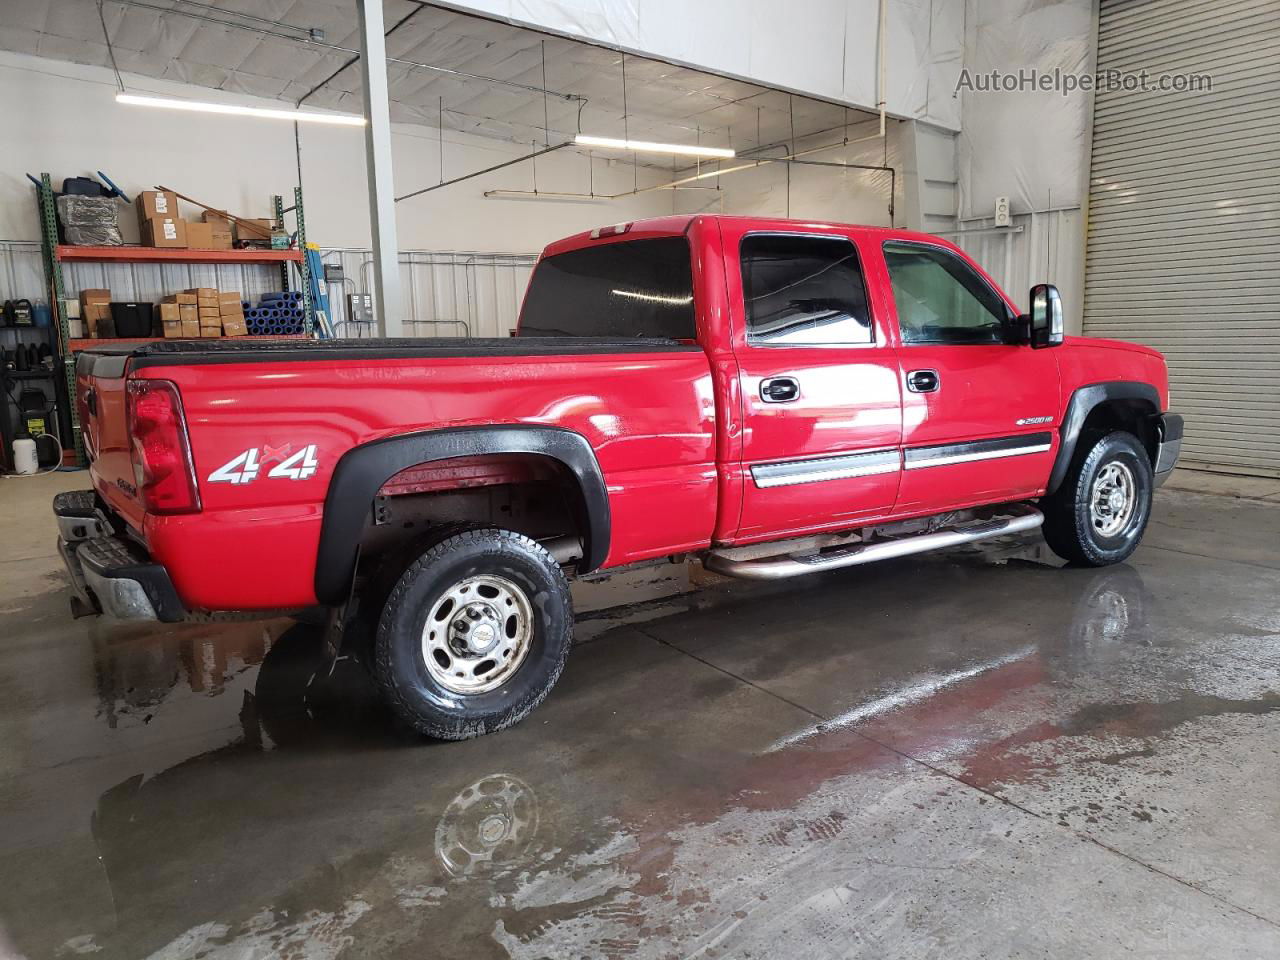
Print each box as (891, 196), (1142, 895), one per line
(1041, 430), (1154, 566)
(373, 527), (573, 740)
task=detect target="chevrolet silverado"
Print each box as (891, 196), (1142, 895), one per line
(56, 215), (1183, 738)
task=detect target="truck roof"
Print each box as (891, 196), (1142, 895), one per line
(542, 214), (955, 258)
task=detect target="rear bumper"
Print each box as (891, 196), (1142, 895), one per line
(54, 490), (187, 622)
(1153, 412), (1183, 488)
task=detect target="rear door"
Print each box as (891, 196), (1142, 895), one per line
(875, 239), (1062, 514)
(729, 227), (904, 541)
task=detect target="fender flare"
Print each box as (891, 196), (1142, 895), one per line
(314, 425), (611, 605)
(1047, 381), (1161, 495)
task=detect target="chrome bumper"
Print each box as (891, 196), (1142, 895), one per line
(1154, 413), (1184, 488)
(54, 490), (187, 622)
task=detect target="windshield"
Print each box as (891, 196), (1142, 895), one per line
(518, 236), (696, 339)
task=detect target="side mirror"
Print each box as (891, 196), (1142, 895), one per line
(1025, 283), (1064, 348)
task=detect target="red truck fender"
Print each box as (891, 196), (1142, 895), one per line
(1047, 381), (1163, 496)
(314, 425), (612, 605)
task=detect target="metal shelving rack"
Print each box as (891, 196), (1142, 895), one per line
(36, 175), (312, 464)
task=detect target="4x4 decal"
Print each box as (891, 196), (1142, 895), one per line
(208, 444), (319, 484)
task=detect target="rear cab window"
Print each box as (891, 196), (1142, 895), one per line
(740, 233), (874, 346)
(518, 236), (695, 339)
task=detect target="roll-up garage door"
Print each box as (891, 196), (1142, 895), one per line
(1084, 0), (1280, 476)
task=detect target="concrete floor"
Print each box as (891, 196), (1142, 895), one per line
(2, 470), (1279, 959)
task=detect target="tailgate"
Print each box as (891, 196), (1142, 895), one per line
(76, 351), (145, 532)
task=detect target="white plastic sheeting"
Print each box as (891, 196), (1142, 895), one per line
(440, 0), (966, 129)
(956, 0), (1094, 219)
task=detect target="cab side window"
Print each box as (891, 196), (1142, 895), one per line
(883, 242), (1010, 345)
(741, 234), (874, 346)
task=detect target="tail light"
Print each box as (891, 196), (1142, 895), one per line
(126, 379), (201, 514)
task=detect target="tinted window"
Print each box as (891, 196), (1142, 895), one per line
(518, 236), (695, 339)
(740, 234), (873, 346)
(883, 242), (1010, 345)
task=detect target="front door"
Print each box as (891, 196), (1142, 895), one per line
(729, 228), (904, 542)
(875, 239), (1062, 515)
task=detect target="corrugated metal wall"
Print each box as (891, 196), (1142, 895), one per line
(1085, 0), (1280, 476)
(0, 242), (537, 341)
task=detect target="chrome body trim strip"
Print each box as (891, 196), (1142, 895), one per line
(751, 449), (901, 488)
(903, 432), (1054, 471)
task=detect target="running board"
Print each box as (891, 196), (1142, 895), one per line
(703, 505), (1044, 581)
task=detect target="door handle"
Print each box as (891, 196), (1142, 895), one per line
(906, 369), (939, 393)
(760, 376), (799, 403)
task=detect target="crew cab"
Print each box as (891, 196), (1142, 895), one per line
(57, 215), (1183, 739)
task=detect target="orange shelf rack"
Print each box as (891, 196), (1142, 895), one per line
(55, 245), (303, 264)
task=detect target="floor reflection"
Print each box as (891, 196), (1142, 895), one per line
(12, 528), (1279, 959)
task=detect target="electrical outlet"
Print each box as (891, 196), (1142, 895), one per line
(994, 195), (1011, 227)
(347, 293), (374, 325)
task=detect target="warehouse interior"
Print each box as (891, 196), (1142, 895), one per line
(1, 0), (1278, 957)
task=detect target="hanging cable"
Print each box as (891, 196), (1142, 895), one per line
(98, 0), (126, 92)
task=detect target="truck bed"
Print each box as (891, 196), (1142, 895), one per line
(77, 335), (717, 611)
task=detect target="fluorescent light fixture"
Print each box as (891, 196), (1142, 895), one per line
(484, 189), (606, 203)
(115, 92), (366, 127)
(575, 134), (734, 159)
(611, 289), (693, 305)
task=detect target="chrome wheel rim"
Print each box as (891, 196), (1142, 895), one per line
(422, 574), (533, 695)
(1089, 461), (1137, 538)
(435, 773), (539, 876)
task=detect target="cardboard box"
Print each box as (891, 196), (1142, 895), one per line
(86, 303), (114, 338)
(218, 290), (242, 302)
(182, 321), (200, 338)
(172, 292), (197, 305)
(235, 218), (274, 242)
(136, 190), (178, 224)
(200, 324), (223, 338)
(78, 291), (111, 337)
(197, 297), (220, 310)
(158, 302), (181, 325)
(185, 287), (217, 298)
(142, 216), (187, 248)
(186, 221), (215, 249)
(221, 317), (247, 337)
(199, 212), (236, 249)
(178, 303), (198, 322)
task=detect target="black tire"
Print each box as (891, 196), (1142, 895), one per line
(1041, 430), (1154, 566)
(373, 526), (573, 740)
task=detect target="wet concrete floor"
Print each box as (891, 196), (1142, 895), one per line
(2, 472), (1279, 958)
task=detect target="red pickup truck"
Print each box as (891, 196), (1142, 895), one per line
(57, 214), (1182, 739)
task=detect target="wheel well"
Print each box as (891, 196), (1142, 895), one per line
(357, 453), (588, 575)
(1080, 399), (1159, 465)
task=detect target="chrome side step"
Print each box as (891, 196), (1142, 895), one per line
(703, 504), (1044, 581)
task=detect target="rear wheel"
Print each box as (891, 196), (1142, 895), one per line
(1042, 430), (1154, 566)
(373, 526), (573, 740)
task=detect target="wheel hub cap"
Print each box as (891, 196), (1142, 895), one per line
(423, 575), (534, 695)
(1089, 461), (1137, 538)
